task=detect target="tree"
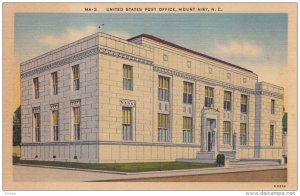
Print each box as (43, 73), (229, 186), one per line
(282, 112), (287, 132)
(13, 106), (21, 146)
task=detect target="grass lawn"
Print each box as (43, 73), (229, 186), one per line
(13, 157), (216, 173)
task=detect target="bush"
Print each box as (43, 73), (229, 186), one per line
(216, 154), (225, 167)
(283, 155), (287, 164)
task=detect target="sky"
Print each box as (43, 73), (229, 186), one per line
(14, 13), (288, 109)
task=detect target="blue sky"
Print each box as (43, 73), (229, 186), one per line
(15, 13), (287, 67)
(14, 13), (288, 104)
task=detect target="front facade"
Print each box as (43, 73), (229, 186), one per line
(20, 32), (284, 163)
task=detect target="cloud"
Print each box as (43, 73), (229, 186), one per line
(38, 26), (132, 48)
(38, 26), (98, 48)
(214, 41), (263, 57)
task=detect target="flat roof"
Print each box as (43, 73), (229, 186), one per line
(128, 34), (253, 73)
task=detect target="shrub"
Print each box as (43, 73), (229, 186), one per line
(216, 154), (225, 167)
(283, 155), (287, 164)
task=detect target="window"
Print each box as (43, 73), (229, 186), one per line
(205, 87), (214, 108)
(240, 123), (247, 145)
(123, 65), (133, 90)
(72, 65), (80, 91)
(241, 94), (248, 113)
(158, 76), (170, 101)
(122, 107), (132, 141)
(52, 110), (59, 141)
(183, 117), (193, 143)
(73, 107), (80, 140)
(271, 99), (275, 114)
(51, 72), (58, 95)
(33, 78), (39, 99)
(223, 121), (231, 145)
(270, 125), (275, 146)
(224, 91), (232, 111)
(158, 113), (169, 142)
(34, 113), (40, 142)
(183, 82), (193, 104)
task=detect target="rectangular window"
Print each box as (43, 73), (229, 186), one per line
(183, 117), (193, 143)
(224, 91), (232, 111)
(51, 72), (58, 95)
(241, 94), (248, 113)
(240, 123), (247, 145)
(34, 113), (40, 142)
(158, 76), (170, 101)
(123, 65), (133, 90)
(33, 78), (39, 99)
(52, 110), (59, 141)
(73, 107), (80, 140)
(223, 121), (231, 145)
(72, 65), (80, 91)
(122, 107), (133, 141)
(271, 99), (275, 114)
(205, 87), (214, 108)
(270, 125), (275, 146)
(183, 82), (193, 104)
(158, 113), (169, 142)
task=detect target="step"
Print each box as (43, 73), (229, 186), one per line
(196, 152), (215, 160)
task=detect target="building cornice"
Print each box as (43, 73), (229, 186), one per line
(20, 47), (153, 79)
(21, 47), (100, 79)
(99, 47), (152, 66)
(255, 90), (284, 99)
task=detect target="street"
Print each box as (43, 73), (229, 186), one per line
(13, 165), (287, 182)
(122, 169), (287, 182)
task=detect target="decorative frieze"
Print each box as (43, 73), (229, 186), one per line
(255, 90), (283, 99)
(70, 99), (81, 107)
(21, 47), (153, 79)
(120, 99), (136, 107)
(99, 48), (153, 66)
(21, 47), (100, 78)
(50, 103), (59, 111)
(32, 106), (40, 113)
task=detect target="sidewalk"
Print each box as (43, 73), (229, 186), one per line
(14, 163), (287, 182)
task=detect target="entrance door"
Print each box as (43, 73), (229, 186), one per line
(206, 119), (216, 152)
(208, 132), (212, 152)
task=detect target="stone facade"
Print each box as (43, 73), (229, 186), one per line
(20, 32), (284, 163)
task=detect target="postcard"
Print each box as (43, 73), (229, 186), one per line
(3, 2), (297, 191)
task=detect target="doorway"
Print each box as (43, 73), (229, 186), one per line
(206, 119), (216, 152)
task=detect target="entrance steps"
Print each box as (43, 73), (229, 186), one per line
(219, 151), (236, 160)
(196, 152), (214, 160)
